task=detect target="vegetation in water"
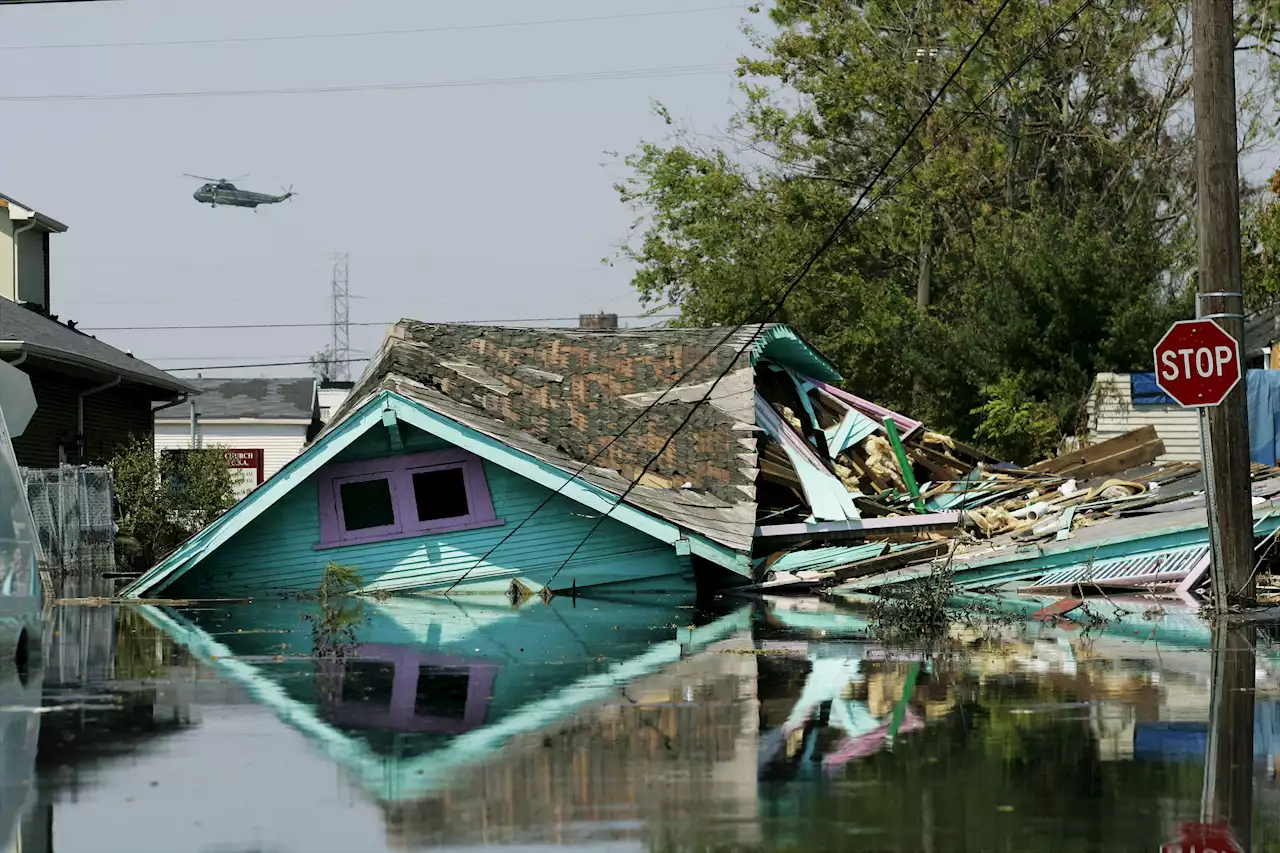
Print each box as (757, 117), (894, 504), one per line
(317, 561), (363, 602)
(109, 437), (237, 569)
(866, 562), (960, 647)
(612, 0), (1280, 462)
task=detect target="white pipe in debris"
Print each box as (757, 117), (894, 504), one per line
(1011, 501), (1052, 521)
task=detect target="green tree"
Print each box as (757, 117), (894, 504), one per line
(109, 437), (237, 569)
(615, 0), (1279, 462)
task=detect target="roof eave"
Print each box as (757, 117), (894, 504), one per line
(0, 341), (196, 395)
(34, 213), (68, 233)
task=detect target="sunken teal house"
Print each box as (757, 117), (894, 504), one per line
(122, 321), (854, 599)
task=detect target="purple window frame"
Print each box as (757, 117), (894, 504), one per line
(317, 448), (501, 548)
(320, 644), (498, 734)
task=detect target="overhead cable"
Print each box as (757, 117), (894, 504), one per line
(449, 0), (1076, 594)
(0, 65), (730, 103)
(2, 5), (742, 50)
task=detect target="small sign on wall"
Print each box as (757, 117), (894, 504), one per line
(224, 448), (264, 497)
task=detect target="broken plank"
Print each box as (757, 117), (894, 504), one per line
(1027, 426), (1164, 478)
(755, 513), (963, 548)
(1029, 598), (1084, 622)
(882, 416), (925, 512)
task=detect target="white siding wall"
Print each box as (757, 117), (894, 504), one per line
(1086, 373), (1201, 463)
(154, 421), (310, 481)
(317, 387), (349, 423)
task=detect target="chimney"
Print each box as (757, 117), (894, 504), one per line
(579, 312), (618, 330)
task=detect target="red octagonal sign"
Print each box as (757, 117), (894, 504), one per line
(1153, 319), (1242, 408)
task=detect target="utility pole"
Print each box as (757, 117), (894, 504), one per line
(330, 253), (351, 382)
(1193, 0), (1255, 606)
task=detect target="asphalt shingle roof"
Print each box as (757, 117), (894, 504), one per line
(316, 322), (840, 554)
(0, 299), (192, 393)
(184, 377), (318, 420)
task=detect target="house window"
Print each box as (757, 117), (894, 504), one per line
(317, 447), (500, 548)
(336, 476), (399, 533)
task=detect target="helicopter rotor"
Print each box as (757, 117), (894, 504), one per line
(183, 173), (248, 183)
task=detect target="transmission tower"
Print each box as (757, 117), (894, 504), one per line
(330, 253), (351, 381)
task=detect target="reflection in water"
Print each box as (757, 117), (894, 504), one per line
(13, 590), (1280, 851)
(1198, 622), (1255, 852)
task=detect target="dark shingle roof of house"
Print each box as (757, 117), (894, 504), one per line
(319, 322), (841, 554)
(180, 377), (318, 420)
(0, 299), (193, 394)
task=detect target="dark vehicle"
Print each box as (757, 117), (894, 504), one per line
(186, 174), (294, 210)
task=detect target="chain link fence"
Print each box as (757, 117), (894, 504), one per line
(21, 465), (115, 574)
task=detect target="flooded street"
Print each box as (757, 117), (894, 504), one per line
(6, 590), (1277, 852)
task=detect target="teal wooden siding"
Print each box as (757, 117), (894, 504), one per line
(168, 421), (688, 597)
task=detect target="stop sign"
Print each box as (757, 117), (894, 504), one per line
(1153, 319), (1242, 408)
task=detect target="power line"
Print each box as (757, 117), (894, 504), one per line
(535, 0), (1030, 592)
(444, 0), (1036, 594)
(0, 64), (731, 104)
(146, 352), (368, 361)
(1, 5), (742, 50)
(164, 357), (369, 372)
(80, 314), (677, 331)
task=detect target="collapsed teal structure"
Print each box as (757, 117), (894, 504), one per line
(122, 321), (847, 599)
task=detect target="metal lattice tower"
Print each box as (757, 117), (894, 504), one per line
(330, 253), (351, 381)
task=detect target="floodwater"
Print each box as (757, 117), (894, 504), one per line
(4, 587), (1277, 852)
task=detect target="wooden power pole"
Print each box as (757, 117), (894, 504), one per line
(1193, 0), (1255, 606)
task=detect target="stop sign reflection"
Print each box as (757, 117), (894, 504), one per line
(1152, 319), (1242, 408)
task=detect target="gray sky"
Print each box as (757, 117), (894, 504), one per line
(1, 0), (748, 378)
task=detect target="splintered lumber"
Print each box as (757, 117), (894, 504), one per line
(1027, 426), (1165, 479)
(754, 513), (963, 548)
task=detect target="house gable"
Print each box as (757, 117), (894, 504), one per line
(166, 423), (686, 597)
(123, 390), (747, 599)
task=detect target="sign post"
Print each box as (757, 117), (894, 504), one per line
(1153, 319), (1246, 609)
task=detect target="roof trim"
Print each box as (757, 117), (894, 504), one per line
(122, 390), (747, 598)
(749, 325), (842, 383)
(0, 340), (196, 394)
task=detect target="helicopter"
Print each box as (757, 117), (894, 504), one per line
(185, 174), (295, 210)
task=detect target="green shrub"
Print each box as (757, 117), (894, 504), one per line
(109, 437), (238, 569)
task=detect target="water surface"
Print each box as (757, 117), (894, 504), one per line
(6, 590), (1276, 852)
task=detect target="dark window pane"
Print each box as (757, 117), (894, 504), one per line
(414, 666), (470, 719)
(341, 661), (396, 711)
(339, 478), (396, 531)
(412, 468), (469, 522)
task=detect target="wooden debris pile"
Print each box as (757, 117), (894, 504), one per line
(750, 367), (1193, 592)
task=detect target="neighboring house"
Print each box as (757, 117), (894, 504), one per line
(0, 192), (64, 310)
(317, 380), (353, 424)
(1246, 310), (1280, 370)
(1086, 373), (1201, 463)
(0, 192), (193, 466)
(1, 300), (193, 467)
(154, 377), (321, 497)
(123, 321), (881, 599)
